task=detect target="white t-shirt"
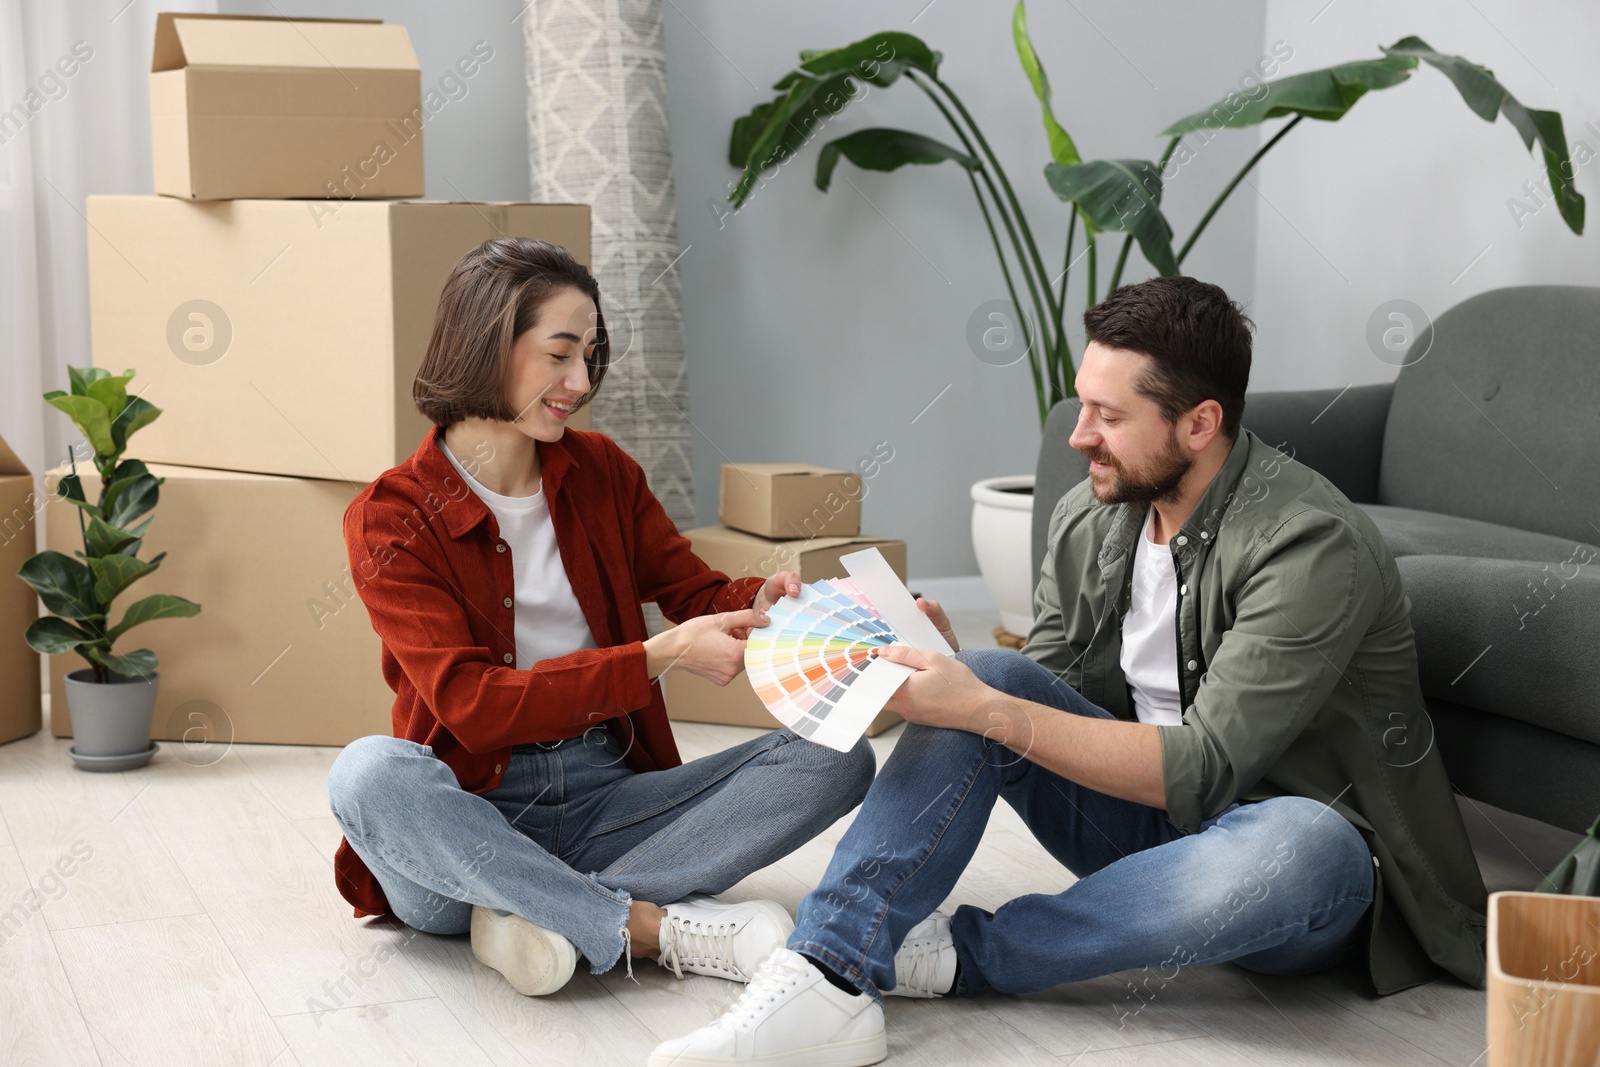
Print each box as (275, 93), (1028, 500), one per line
(1119, 507), (1184, 727)
(440, 439), (596, 669)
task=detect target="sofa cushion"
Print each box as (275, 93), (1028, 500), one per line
(1397, 554), (1600, 747)
(1363, 503), (1588, 562)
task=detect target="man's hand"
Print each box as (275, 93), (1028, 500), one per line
(914, 596), (960, 652)
(877, 645), (994, 732)
(643, 609), (766, 686)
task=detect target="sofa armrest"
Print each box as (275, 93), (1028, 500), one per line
(1030, 383), (1395, 579)
(1238, 382), (1393, 505)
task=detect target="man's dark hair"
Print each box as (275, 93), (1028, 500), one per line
(1082, 275), (1253, 441)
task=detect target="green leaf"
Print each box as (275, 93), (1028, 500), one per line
(85, 370), (136, 422)
(105, 593), (201, 644)
(88, 551), (164, 605)
(1012, 0), (1080, 166)
(23, 616), (101, 656)
(44, 393), (115, 456)
(816, 128), (978, 192)
(101, 647), (158, 680)
(791, 31), (940, 87)
(1161, 56), (1417, 134)
(1045, 159), (1178, 275)
(103, 472), (160, 531)
(83, 514), (137, 557)
(729, 72), (859, 207)
(729, 96), (786, 168)
(109, 395), (161, 454)
(67, 366), (111, 396)
(1381, 36), (1584, 235)
(16, 550), (101, 619)
(52, 474), (101, 520)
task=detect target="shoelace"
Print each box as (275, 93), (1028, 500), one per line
(895, 933), (944, 996)
(658, 914), (742, 979)
(717, 951), (809, 1030)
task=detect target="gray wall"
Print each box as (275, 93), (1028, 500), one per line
(662, 0), (1269, 578)
(1250, 0), (1600, 391)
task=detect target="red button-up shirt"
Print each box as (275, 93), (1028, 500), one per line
(333, 423), (763, 918)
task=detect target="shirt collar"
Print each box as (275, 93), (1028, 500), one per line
(414, 423), (581, 541)
(1097, 428), (1256, 571)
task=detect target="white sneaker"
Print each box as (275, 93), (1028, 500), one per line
(469, 904), (577, 996)
(885, 911), (956, 998)
(648, 946), (886, 1067)
(657, 894), (794, 982)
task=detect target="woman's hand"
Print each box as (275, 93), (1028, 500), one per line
(753, 571), (803, 615)
(644, 608), (766, 686)
(915, 596), (960, 653)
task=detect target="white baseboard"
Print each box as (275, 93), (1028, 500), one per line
(905, 575), (994, 612)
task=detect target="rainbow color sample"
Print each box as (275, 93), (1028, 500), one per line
(744, 577), (917, 751)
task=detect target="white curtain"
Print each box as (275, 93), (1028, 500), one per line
(523, 0), (696, 530)
(0, 0), (214, 522)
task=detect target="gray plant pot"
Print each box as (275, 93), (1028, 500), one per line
(64, 668), (159, 771)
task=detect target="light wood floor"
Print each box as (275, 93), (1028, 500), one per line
(0, 610), (1501, 1066)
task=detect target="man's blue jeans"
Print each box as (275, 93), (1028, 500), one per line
(328, 725), (874, 973)
(789, 648), (1374, 1001)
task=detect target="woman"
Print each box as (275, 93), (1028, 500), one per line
(326, 236), (876, 997)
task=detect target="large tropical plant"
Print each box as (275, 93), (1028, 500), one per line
(16, 366), (201, 683)
(725, 3), (1585, 427)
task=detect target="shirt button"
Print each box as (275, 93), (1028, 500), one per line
(503, 596), (513, 608)
(502, 652), (514, 664)
(1373, 856), (1381, 868)
(496, 543), (507, 553)
(1180, 584), (1188, 595)
(1200, 531), (1209, 540)
(494, 763), (502, 775)
(1176, 535), (1188, 546)
(1186, 659), (1198, 671)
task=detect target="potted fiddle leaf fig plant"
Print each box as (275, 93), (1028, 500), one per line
(16, 366), (201, 771)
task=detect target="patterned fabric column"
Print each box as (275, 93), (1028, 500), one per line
(523, 0), (696, 531)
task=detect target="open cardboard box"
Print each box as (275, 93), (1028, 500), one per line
(0, 434), (42, 745)
(86, 196), (590, 482)
(45, 461), (394, 747)
(150, 13), (424, 200)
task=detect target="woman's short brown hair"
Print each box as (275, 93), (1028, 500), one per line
(413, 237), (610, 428)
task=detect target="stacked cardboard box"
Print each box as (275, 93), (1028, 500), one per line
(41, 14), (592, 747)
(663, 463), (907, 737)
(0, 437), (42, 744)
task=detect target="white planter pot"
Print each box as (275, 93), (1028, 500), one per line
(970, 475), (1036, 637)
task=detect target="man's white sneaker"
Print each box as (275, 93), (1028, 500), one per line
(469, 904), (577, 996)
(885, 911), (956, 998)
(648, 946), (886, 1067)
(657, 894), (794, 982)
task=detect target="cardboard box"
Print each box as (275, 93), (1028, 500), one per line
(663, 525), (907, 736)
(719, 463), (862, 539)
(151, 13), (424, 200)
(0, 436), (42, 746)
(45, 462), (393, 747)
(86, 196), (591, 481)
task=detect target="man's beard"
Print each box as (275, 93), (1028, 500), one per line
(1081, 426), (1193, 506)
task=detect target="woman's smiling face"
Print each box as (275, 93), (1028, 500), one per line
(505, 286), (598, 442)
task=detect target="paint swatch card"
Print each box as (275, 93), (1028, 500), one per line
(743, 548), (954, 751)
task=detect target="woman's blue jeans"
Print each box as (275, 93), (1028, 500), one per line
(789, 648), (1375, 1002)
(328, 725), (875, 973)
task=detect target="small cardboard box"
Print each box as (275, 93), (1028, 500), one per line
(45, 462), (393, 747)
(151, 13), (424, 201)
(719, 463), (862, 539)
(663, 525), (907, 736)
(0, 435), (43, 745)
(86, 196), (591, 482)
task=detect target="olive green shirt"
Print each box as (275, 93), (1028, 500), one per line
(1026, 428), (1487, 993)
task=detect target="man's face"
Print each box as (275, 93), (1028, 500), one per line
(1068, 341), (1193, 506)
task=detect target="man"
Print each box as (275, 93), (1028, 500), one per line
(652, 276), (1488, 1066)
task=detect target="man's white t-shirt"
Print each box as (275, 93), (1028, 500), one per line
(1119, 507), (1185, 727)
(440, 439), (596, 669)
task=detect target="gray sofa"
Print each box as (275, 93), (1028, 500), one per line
(1032, 284), (1600, 839)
